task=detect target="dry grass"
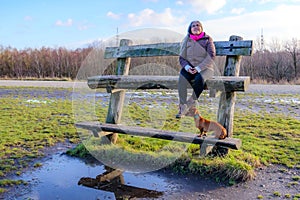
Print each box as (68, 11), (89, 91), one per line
(251, 78), (300, 85)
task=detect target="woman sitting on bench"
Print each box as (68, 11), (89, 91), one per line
(176, 20), (216, 118)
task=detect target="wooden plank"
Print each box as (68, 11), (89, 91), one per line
(214, 40), (253, 56)
(106, 39), (132, 143)
(87, 75), (250, 92)
(104, 40), (253, 59)
(75, 121), (242, 150)
(105, 43), (180, 58)
(206, 76), (250, 92)
(217, 36), (244, 137)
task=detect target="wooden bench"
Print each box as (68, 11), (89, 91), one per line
(75, 35), (253, 156)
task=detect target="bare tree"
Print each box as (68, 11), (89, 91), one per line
(284, 38), (300, 79)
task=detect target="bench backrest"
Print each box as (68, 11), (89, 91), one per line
(104, 40), (253, 59)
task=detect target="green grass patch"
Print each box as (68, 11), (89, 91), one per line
(292, 176), (300, 181)
(0, 187), (6, 194)
(0, 179), (26, 187)
(234, 109), (300, 168)
(0, 94), (80, 177)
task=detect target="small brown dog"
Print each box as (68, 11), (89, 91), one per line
(185, 106), (227, 139)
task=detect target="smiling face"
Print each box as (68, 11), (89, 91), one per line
(190, 21), (202, 35)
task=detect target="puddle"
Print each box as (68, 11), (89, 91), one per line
(3, 150), (229, 200)
(4, 152), (169, 200)
(262, 98), (300, 105)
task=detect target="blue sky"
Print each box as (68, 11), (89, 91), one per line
(1, 0), (300, 49)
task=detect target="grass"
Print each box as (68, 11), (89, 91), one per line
(0, 93), (79, 176)
(0, 87), (300, 193)
(233, 110), (300, 168)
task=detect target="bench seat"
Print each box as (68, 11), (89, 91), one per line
(87, 75), (250, 93)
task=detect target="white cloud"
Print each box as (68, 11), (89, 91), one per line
(258, 0), (272, 3)
(176, 1), (184, 5)
(231, 8), (245, 15)
(205, 4), (300, 43)
(127, 8), (185, 27)
(257, 0), (300, 4)
(186, 0), (227, 14)
(55, 19), (73, 27)
(107, 11), (121, 20)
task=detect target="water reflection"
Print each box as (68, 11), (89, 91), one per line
(3, 152), (167, 200)
(78, 166), (164, 200)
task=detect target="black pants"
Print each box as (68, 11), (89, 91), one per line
(178, 68), (205, 104)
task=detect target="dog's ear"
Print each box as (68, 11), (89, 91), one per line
(189, 106), (196, 113)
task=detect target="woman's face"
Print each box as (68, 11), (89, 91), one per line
(191, 22), (202, 35)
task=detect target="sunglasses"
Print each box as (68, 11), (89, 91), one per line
(191, 24), (201, 28)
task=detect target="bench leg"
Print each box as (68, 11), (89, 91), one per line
(199, 144), (229, 157)
(199, 143), (214, 157)
(209, 89), (221, 98)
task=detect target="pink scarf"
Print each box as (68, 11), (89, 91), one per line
(190, 32), (205, 41)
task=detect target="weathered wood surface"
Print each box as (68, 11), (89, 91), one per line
(87, 75), (250, 92)
(75, 121), (242, 150)
(104, 40), (253, 59)
(217, 36), (244, 137)
(106, 39), (132, 142)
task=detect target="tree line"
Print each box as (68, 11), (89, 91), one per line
(0, 38), (299, 83)
(0, 46), (93, 79)
(241, 38), (300, 83)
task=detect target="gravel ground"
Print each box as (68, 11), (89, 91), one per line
(247, 84), (300, 94)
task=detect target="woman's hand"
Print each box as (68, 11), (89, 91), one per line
(188, 68), (197, 74)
